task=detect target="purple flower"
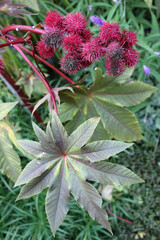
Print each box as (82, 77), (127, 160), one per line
(88, 5), (92, 11)
(113, 0), (122, 4)
(143, 65), (151, 75)
(90, 16), (105, 26)
(154, 51), (160, 57)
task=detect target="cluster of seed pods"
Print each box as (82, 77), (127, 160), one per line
(36, 11), (139, 76)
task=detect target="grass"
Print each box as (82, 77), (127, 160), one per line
(0, 0), (160, 239)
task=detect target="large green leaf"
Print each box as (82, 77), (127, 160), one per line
(0, 102), (18, 120)
(15, 112), (143, 237)
(0, 126), (21, 181)
(58, 68), (156, 141)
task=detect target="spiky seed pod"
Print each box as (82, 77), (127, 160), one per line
(81, 59), (92, 68)
(64, 12), (87, 34)
(79, 29), (92, 43)
(62, 34), (83, 53)
(105, 41), (124, 62)
(99, 21), (122, 46)
(36, 40), (54, 59)
(44, 11), (64, 29)
(43, 28), (64, 51)
(60, 53), (83, 74)
(105, 59), (125, 76)
(82, 37), (105, 62)
(123, 30), (138, 47)
(123, 48), (139, 67)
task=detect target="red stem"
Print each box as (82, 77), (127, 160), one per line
(0, 71), (42, 123)
(0, 39), (25, 48)
(106, 205), (134, 224)
(0, 34), (74, 84)
(1, 25), (45, 36)
(20, 45), (75, 84)
(13, 44), (58, 114)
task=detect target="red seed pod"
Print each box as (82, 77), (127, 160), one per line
(81, 59), (92, 68)
(42, 28), (64, 51)
(36, 40), (54, 59)
(82, 37), (105, 62)
(62, 34), (83, 53)
(64, 12), (87, 34)
(105, 41), (124, 62)
(123, 30), (138, 47)
(123, 48), (139, 67)
(79, 29), (92, 42)
(105, 59), (125, 76)
(99, 21), (122, 46)
(60, 53), (83, 74)
(45, 11), (64, 29)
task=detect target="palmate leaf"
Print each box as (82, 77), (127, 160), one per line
(58, 68), (156, 141)
(15, 111), (144, 237)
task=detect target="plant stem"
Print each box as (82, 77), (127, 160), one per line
(0, 34), (75, 84)
(1, 25), (45, 36)
(0, 71), (42, 123)
(0, 39), (25, 48)
(106, 205), (134, 224)
(19, 45), (75, 84)
(13, 44), (58, 114)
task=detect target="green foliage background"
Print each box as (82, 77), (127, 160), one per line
(0, 0), (160, 239)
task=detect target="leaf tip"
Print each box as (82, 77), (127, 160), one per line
(138, 178), (145, 183)
(15, 195), (21, 202)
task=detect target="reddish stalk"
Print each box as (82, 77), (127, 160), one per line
(0, 34), (74, 84)
(1, 25), (45, 36)
(0, 71), (42, 123)
(20, 45), (75, 84)
(0, 39), (26, 48)
(13, 44), (58, 114)
(106, 205), (134, 224)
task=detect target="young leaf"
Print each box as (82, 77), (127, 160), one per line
(0, 126), (21, 181)
(0, 102), (18, 120)
(58, 68), (156, 141)
(32, 87), (74, 116)
(15, 112), (144, 237)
